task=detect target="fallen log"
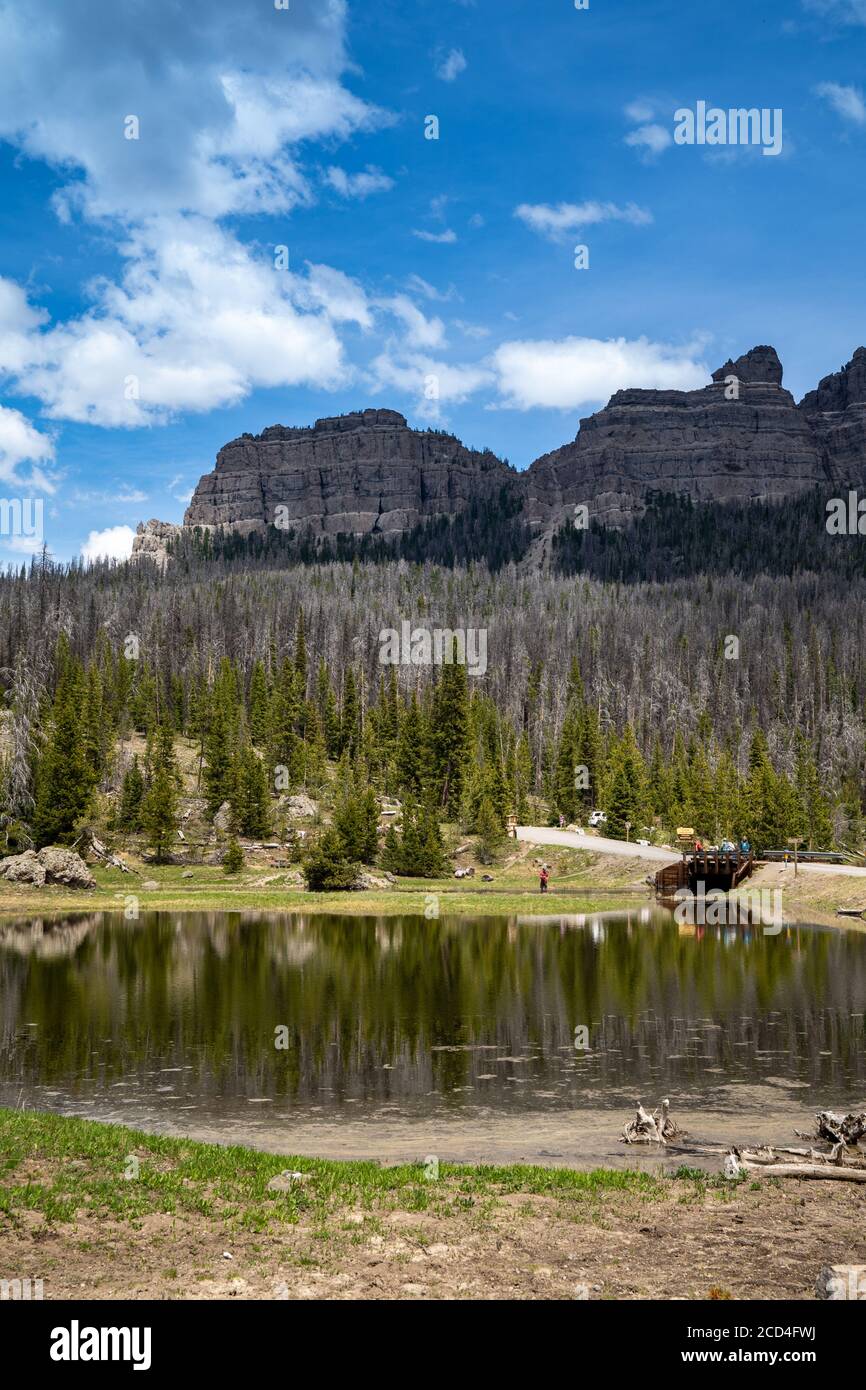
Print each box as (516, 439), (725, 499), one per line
(727, 1147), (866, 1182)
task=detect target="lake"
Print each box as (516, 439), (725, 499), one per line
(1, 909), (864, 1168)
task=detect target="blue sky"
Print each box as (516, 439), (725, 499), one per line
(0, 0), (864, 562)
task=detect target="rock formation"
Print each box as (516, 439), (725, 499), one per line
(525, 345), (831, 527)
(130, 519), (182, 569)
(131, 345), (866, 555)
(183, 408), (514, 538)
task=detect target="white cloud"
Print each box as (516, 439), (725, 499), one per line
(624, 124), (673, 156)
(299, 263), (373, 327)
(453, 320), (490, 340)
(514, 201), (652, 242)
(0, 0), (393, 431)
(815, 81), (866, 124)
(412, 228), (458, 244)
(624, 100), (656, 123)
(0, 0), (387, 224)
(81, 524), (136, 563)
(379, 296), (447, 350)
(370, 351), (493, 420)
(0, 405), (56, 489)
(405, 275), (460, 303)
(492, 335), (709, 411)
(1, 223), (354, 425)
(436, 48), (468, 82)
(323, 165), (395, 198)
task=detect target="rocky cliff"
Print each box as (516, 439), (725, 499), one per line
(131, 344), (866, 563)
(182, 408), (515, 538)
(524, 346), (833, 528)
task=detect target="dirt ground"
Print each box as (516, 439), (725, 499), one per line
(3, 1171), (864, 1301)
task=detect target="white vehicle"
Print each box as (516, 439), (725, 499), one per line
(636, 838), (651, 847)
(588, 810), (607, 828)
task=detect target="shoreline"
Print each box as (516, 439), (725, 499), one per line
(2, 1108), (863, 1301)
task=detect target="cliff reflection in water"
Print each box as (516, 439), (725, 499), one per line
(1, 910), (864, 1119)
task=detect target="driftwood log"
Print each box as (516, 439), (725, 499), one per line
(727, 1143), (866, 1182)
(794, 1110), (866, 1148)
(621, 1099), (683, 1145)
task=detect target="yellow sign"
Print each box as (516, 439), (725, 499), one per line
(676, 827), (695, 839)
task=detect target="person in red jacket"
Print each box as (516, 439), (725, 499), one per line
(539, 865), (550, 893)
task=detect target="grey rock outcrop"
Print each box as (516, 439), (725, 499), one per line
(799, 346), (866, 487)
(525, 347), (830, 527)
(131, 519), (182, 570)
(1, 847), (96, 889)
(142, 345), (866, 542)
(183, 409), (514, 537)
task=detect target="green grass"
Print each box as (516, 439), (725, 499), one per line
(0, 1109), (665, 1234)
(0, 857), (648, 919)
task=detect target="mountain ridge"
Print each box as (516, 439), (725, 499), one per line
(133, 344), (866, 565)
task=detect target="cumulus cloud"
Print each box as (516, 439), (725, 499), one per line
(370, 351), (493, 420)
(436, 48), (468, 82)
(324, 165), (395, 198)
(0, 0), (393, 430)
(0, 405), (56, 489)
(81, 524), (136, 563)
(379, 296), (447, 350)
(514, 201), (652, 242)
(492, 335), (709, 411)
(0, 225), (351, 426)
(0, 0), (388, 224)
(815, 81), (866, 124)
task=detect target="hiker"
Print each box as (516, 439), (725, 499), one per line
(539, 865), (549, 894)
(559, 813), (565, 828)
(694, 838), (703, 853)
(740, 838), (750, 854)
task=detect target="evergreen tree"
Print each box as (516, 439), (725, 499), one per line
(223, 837), (244, 874)
(231, 745), (271, 837)
(303, 826), (358, 891)
(141, 722), (179, 862)
(433, 652), (470, 816)
(117, 756), (145, 832)
(32, 656), (93, 847)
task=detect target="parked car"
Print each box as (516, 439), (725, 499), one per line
(636, 838), (651, 847)
(588, 810), (607, 828)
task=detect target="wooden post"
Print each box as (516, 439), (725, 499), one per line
(788, 836), (804, 877)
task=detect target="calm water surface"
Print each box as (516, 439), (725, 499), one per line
(1, 909), (864, 1164)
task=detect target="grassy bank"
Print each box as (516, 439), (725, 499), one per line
(0, 846), (652, 918)
(1, 1109), (862, 1300)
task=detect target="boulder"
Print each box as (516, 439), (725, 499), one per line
(1, 850), (46, 886)
(278, 793), (318, 819)
(1, 847), (96, 889)
(36, 847), (96, 888)
(351, 870), (392, 891)
(213, 801), (233, 834)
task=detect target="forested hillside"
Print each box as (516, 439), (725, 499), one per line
(0, 529), (862, 869)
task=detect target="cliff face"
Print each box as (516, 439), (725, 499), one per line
(183, 408), (515, 538)
(799, 347), (866, 486)
(132, 344), (866, 564)
(524, 346), (828, 528)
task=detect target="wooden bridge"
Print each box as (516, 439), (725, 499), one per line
(654, 848), (755, 899)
